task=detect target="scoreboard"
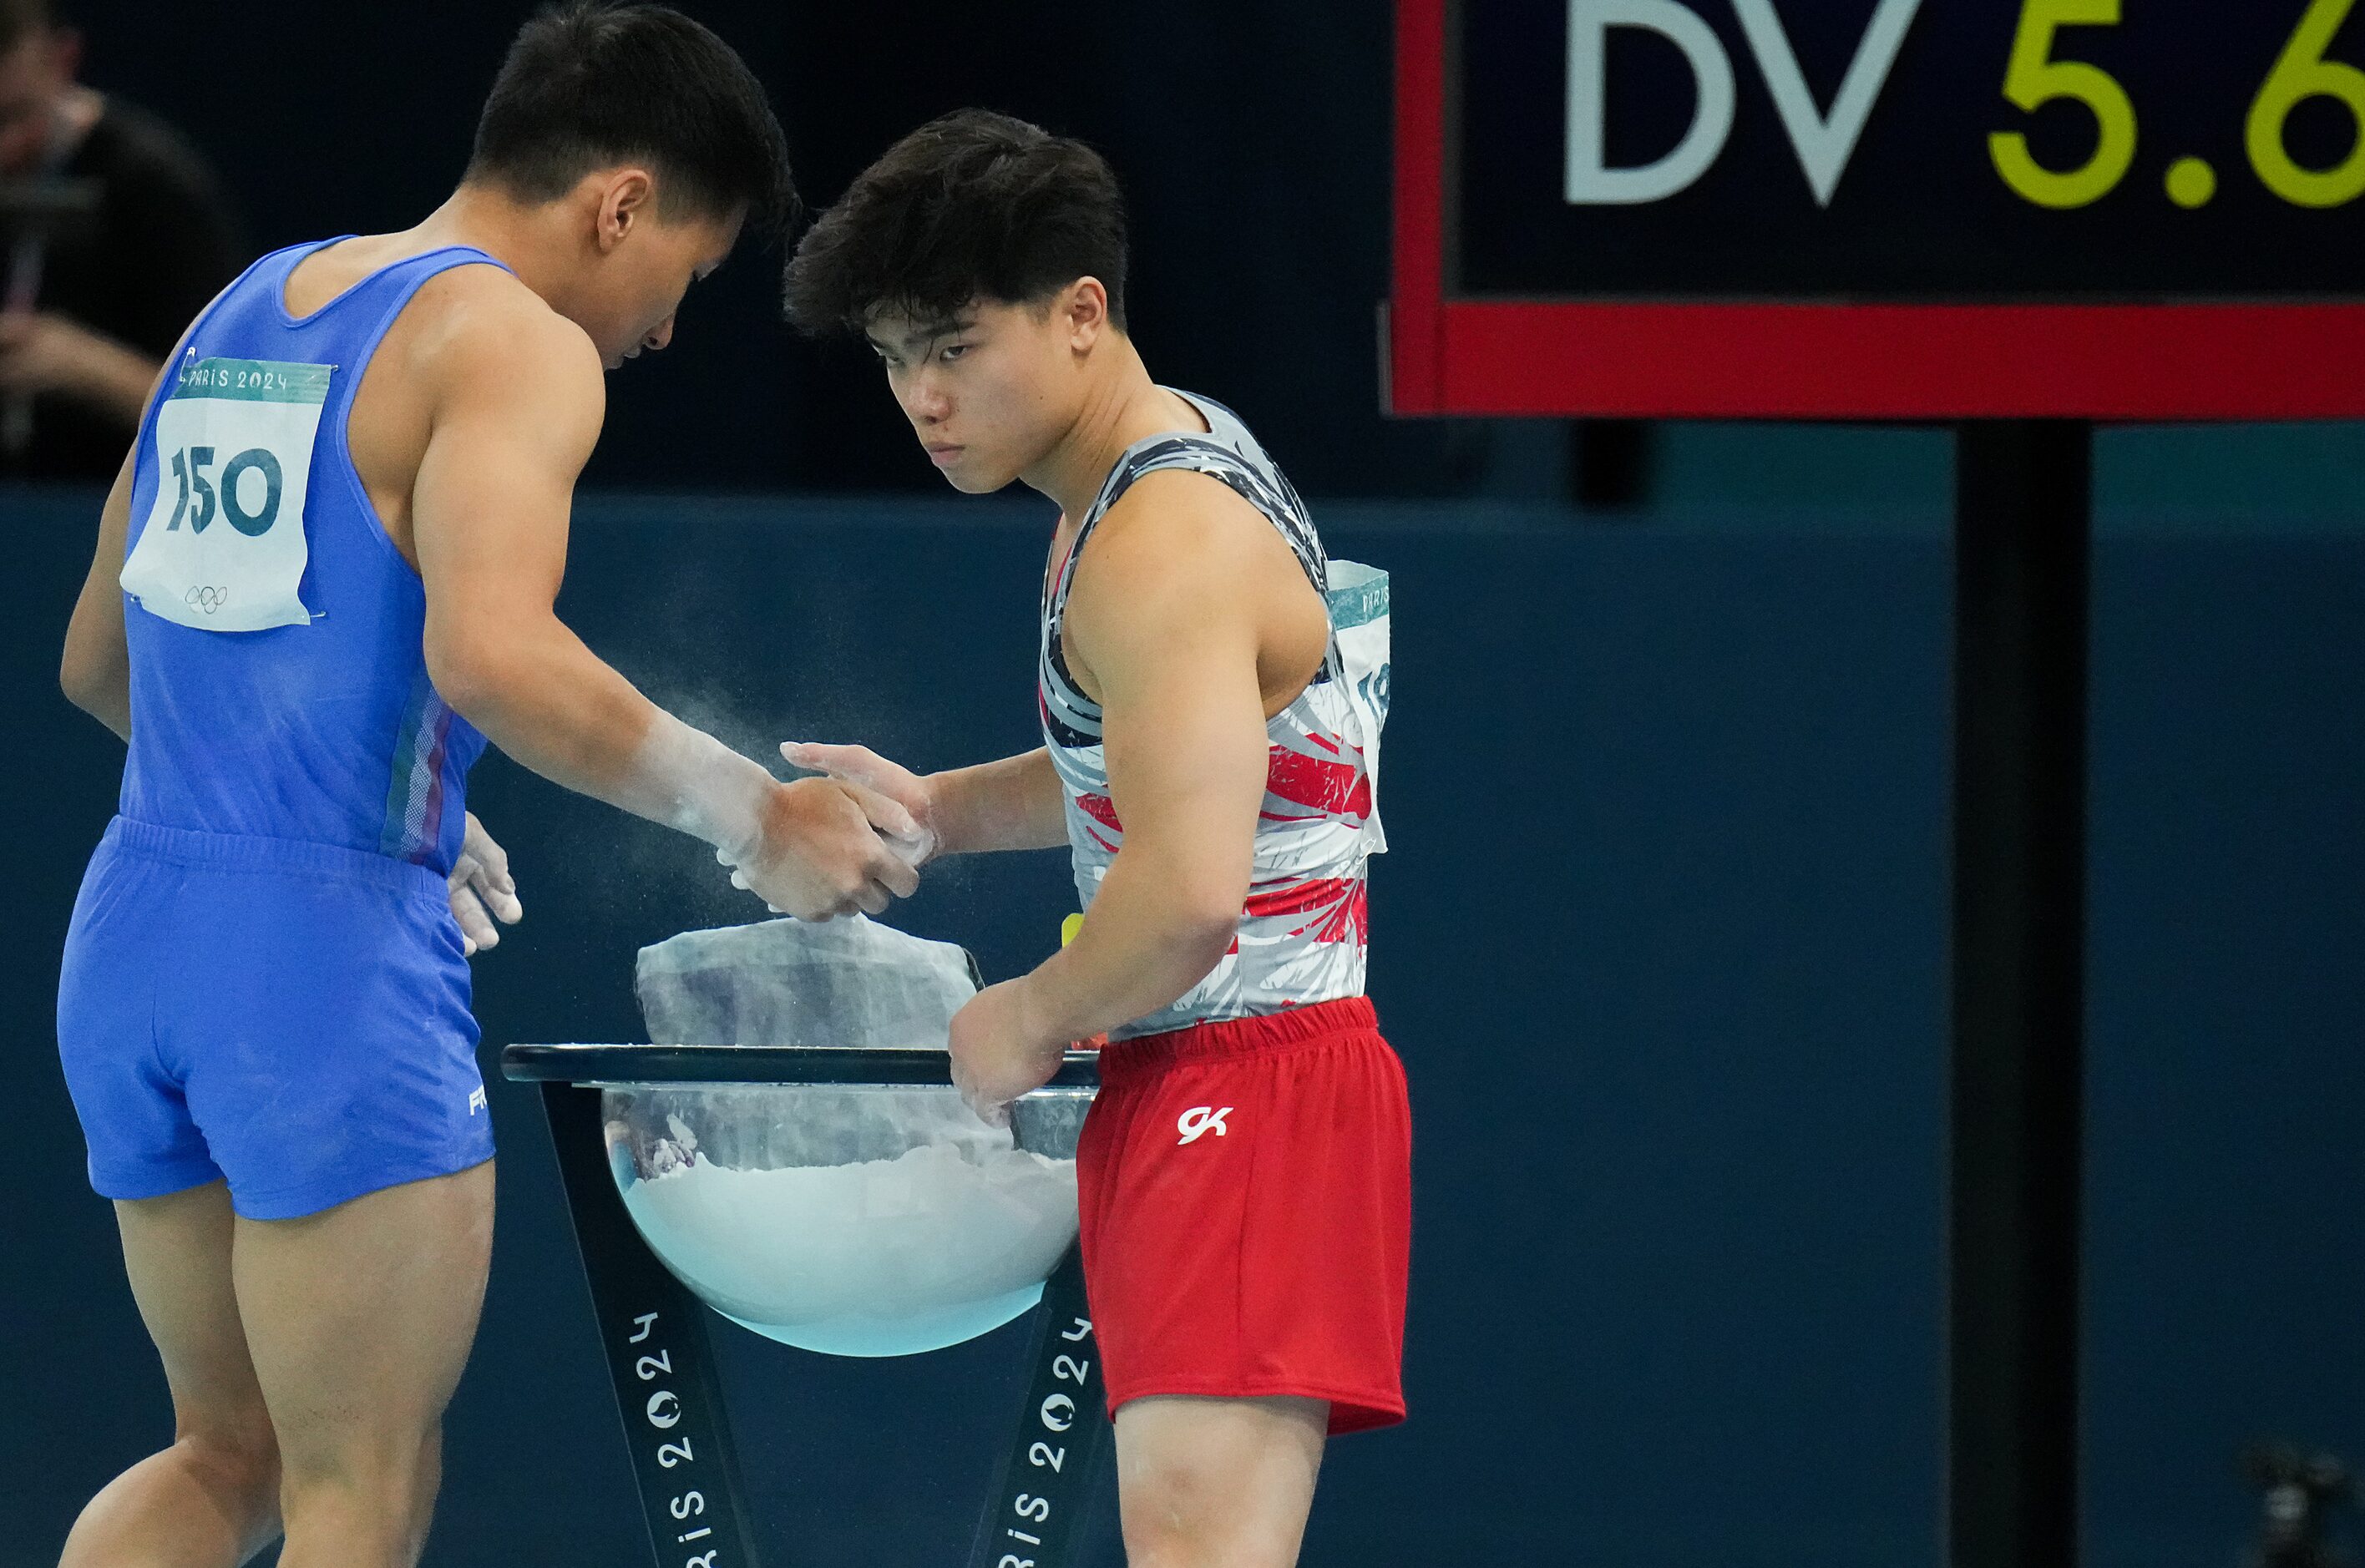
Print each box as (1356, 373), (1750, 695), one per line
(1390, 0), (2365, 417)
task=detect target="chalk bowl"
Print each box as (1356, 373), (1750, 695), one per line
(603, 1081), (1094, 1358)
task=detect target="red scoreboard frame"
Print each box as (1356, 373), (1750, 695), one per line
(1389, 0), (2365, 421)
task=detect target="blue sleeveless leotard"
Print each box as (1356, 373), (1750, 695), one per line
(58, 238), (506, 1218)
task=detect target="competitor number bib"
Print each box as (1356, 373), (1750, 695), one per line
(121, 354), (332, 632)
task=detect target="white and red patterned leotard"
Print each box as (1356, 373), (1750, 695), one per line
(1038, 390), (1389, 1041)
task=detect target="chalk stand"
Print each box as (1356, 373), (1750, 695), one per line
(502, 1042), (1111, 1568)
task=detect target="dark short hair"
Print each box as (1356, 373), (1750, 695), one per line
(784, 109), (1129, 335)
(0, 0), (54, 55)
(466, 3), (797, 236)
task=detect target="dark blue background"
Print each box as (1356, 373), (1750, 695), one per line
(6, 480), (2358, 1566)
(59, 0), (1489, 498)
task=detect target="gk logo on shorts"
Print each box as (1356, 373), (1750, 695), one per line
(122, 353), (333, 633)
(1176, 1105), (1233, 1146)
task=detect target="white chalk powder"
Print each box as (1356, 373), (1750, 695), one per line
(620, 1141), (1079, 1358)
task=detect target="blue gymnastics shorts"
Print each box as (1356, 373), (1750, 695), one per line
(57, 817), (494, 1221)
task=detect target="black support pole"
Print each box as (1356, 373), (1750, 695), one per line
(965, 1248), (1114, 1568)
(539, 1082), (769, 1568)
(1947, 420), (2090, 1568)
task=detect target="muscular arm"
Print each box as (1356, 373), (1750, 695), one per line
(776, 741), (1066, 858)
(929, 748), (1066, 853)
(58, 322), (191, 739)
(57, 263), (248, 738)
(412, 298), (918, 915)
(1008, 481), (1292, 1044)
(59, 440), (138, 741)
(410, 306), (671, 806)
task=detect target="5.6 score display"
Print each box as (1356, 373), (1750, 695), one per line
(1993, 0), (2362, 210)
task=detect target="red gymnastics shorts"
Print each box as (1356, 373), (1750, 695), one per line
(1076, 995), (1411, 1436)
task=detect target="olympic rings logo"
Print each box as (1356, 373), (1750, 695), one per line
(184, 584), (232, 615)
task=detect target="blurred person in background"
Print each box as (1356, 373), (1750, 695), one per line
(0, 0), (241, 482)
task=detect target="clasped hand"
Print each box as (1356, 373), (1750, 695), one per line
(722, 774), (924, 921)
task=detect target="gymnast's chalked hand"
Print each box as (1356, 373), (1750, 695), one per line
(949, 978), (1067, 1125)
(780, 741), (941, 867)
(732, 776), (922, 921)
(448, 812), (524, 956)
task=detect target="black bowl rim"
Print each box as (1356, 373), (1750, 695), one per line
(499, 1043), (1101, 1088)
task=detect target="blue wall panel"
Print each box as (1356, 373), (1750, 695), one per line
(3, 487), (2355, 1566)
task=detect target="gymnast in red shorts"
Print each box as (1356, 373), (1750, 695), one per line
(780, 109), (1410, 1568)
